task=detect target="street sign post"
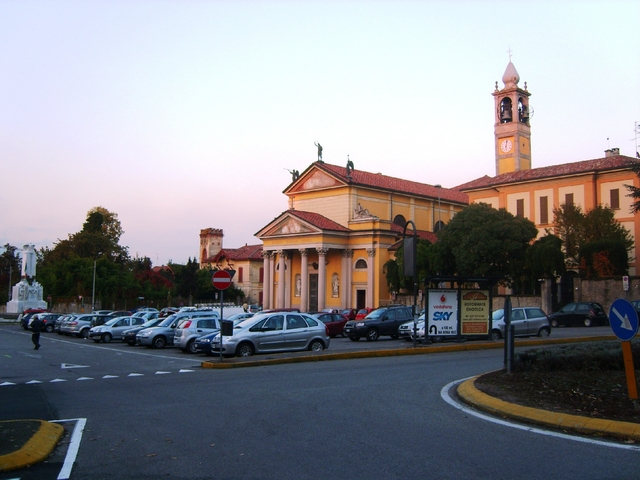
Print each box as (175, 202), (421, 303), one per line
(609, 298), (639, 408)
(211, 269), (235, 362)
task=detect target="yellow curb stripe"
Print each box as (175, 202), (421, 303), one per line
(0, 420), (64, 472)
(458, 377), (640, 442)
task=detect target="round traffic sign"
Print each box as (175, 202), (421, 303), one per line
(609, 298), (639, 341)
(211, 270), (232, 290)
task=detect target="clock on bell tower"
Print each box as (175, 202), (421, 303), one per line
(493, 59), (532, 175)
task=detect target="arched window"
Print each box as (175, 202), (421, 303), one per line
(355, 259), (367, 269)
(500, 98), (512, 123)
(518, 97), (529, 123)
(434, 221), (445, 232)
(393, 215), (406, 227)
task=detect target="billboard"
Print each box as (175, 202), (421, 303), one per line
(427, 290), (458, 336)
(461, 290), (489, 335)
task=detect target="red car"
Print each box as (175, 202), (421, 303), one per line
(340, 308), (358, 321)
(355, 308), (375, 320)
(313, 312), (349, 338)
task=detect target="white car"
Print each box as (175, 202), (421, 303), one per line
(88, 316), (146, 343)
(398, 314), (425, 341)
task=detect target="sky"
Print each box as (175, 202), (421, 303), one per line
(1, 1), (639, 266)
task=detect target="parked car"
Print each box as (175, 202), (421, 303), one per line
(398, 313), (425, 341)
(210, 312), (330, 357)
(20, 309), (48, 330)
(159, 307), (180, 318)
(340, 308), (358, 321)
(93, 310), (113, 315)
(491, 307), (551, 340)
(63, 314), (112, 338)
(39, 313), (62, 333)
(108, 310), (132, 318)
(313, 312), (349, 337)
(122, 317), (165, 345)
(55, 314), (74, 334)
(174, 316), (221, 353)
(548, 302), (608, 328)
(355, 308), (375, 320)
(344, 305), (413, 341)
(136, 310), (219, 348)
(194, 318), (247, 355)
(88, 315), (147, 343)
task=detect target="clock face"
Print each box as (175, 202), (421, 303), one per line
(500, 139), (513, 153)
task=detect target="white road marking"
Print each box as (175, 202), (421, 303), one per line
(76, 377), (93, 381)
(54, 417), (86, 480)
(61, 363), (89, 369)
(26, 380), (43, 384)
(1, 381), (16, 386)
(179, 369), (195, 372)
(128, 373), (144, 377)
(50, 378), (67, 383)
(441, 378), (640, 452)
(102, 375), (118, 378)
(155, 371), (171, 374)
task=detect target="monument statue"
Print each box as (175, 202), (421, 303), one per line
(287, 169), (300, 182)
(6, 244), (47, 313)
(346, 155), (354, 179)
(314, 142), (323, 162)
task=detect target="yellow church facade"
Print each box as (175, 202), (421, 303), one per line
(256, 162), (468, 312)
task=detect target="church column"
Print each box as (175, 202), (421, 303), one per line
(284, 251), (292, 308)
(262, 250), (271, 309)
(268, 252), (276, 309)
(299, 249), (309, 312)
(367, 248), (376, 308)
(317, 247), (328, 311)
(277, 250), (286, 308)
(342, 249), (353, 308)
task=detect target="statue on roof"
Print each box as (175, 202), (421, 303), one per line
(346, 155), (354, 180)
(314, 142), (323, 163)
(287, 169), (300, 182)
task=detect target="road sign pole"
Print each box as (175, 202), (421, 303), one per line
(621, 341), (639, 409)
(219, 288), (224, 362)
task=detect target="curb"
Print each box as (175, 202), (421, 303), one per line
(0, 420), (64, 472)
(457, 376), (640, 442)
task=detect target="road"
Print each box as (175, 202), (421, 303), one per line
(1, 324), (636, 480)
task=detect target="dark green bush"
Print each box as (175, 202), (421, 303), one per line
(514, 340), (640, 372)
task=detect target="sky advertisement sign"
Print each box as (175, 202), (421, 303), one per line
(461, 290), (489, 335)
(428, 290), (457, 336)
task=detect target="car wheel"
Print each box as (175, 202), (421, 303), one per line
(152, 336), (166, 349)
(102, 333), (112, 343)
(45, 325), (54, 333)
(365, 329), (379, 342)
(538, 327), (550, 337)
(583, 317), (592, 327)
(236, 342), (254, 357)
(550, 318), (559, 328)
(349, 336), (359, 342)
(187, 339), (198, 354)
(309, 340), (324, 352)
(490, 330), (502, 341)
(80, 329), (89, 339)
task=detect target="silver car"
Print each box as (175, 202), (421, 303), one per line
(88, 315), (146, 343)
(210, 312), (330, 357)
(137, 311), (220, 349)
(174, 316), (220, 353)
(491, 307), (551, 340)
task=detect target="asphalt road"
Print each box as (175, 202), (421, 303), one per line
(1, 324), (636, 480)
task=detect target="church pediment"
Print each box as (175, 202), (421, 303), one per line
(289, 169), (343, 193)
(263, 216), (318, 237)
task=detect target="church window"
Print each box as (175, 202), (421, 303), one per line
(610, 189), (620, 210)
(516, 199), (524, 218)
(539, 196), (548, 224)
(500, 98), (513, 123)
(355, 259), (367, 269)
(565, 193), (574, 207)
(434, 220), (445, 232)
(518, 97), (529, 123)
(393, 215), (406, 227)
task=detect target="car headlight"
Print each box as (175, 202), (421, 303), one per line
(138, 331), (152, 337)
(201, 338), (211, 344)
(356, 322), (365, 327)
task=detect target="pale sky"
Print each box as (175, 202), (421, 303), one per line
(1, 1), (639, 266)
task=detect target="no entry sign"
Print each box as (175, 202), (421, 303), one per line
(211, 270), (232, 290)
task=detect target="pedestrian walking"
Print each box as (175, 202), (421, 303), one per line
(30, 314), (44, 350)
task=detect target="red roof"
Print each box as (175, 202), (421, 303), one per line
(308, 162), (469, 205)
(286, 210), (351, 232)
(455, 155), (640, 191)
(212, 244), (263, 262)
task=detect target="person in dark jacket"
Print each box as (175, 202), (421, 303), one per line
(30, 314), (44, 350)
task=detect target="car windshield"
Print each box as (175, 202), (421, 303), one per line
(365, 308), (386, 319)
(236, 314), (267, 329)
(492, 309), (505, 320)
(141, 318), (161, 328)
(158, 315), (176, 327)
(104, 317), (120, 326)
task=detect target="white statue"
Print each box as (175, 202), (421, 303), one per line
(21, 244), (37, 278)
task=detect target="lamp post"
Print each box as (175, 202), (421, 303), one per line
(91, 260), (96, 312)
(402, 221), (419, 347)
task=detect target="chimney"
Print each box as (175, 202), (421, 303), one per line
(605, 147), (620, 157)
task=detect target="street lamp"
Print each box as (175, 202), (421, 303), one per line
(91, 260), (96, 312)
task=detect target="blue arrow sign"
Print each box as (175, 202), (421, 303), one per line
(609, 298), (639, 341)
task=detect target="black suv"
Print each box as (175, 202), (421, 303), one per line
(548, 302), (609, 327)
(343, 306), (413, 341)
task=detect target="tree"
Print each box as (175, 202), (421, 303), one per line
(432, 203), (538, 286)
(0, 244), (21, 304)
(523, 234), (566, 292)
(553, 203), (585, 266)
(624, 161), (640, 213)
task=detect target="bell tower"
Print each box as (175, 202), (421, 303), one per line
(493, 59), (532, 175)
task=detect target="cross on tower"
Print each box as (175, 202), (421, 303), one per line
(507, 47), (513, 61)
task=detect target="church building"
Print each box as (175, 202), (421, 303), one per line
(456, 60), (640, 279)
(255, 163), (468, 312)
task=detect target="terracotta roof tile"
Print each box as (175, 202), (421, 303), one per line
(287, 210), (351, 232)
(315, 162), (469, 204)
(212, 244), (263, 262)
(455, 155), (640, 191)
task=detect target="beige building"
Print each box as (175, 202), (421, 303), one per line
(256, 162), (468, 312)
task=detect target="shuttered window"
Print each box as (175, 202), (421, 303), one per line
(610, 189), (620, 209)
(539, 196), (548, 224)
(516, 199), (524, 218)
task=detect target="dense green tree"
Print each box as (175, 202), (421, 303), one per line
(0, 244), (21, 304)
(553, 203), (585, 266)
(432, 203), (538, 286)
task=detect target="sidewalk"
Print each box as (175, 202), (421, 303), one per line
(1, 333), (636, 473)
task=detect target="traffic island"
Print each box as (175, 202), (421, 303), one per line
(0, 420), (64, 472)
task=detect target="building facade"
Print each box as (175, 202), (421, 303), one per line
(256, 161), (468, 312)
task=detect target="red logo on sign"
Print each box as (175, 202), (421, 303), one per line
(440, 295), (447, 303)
